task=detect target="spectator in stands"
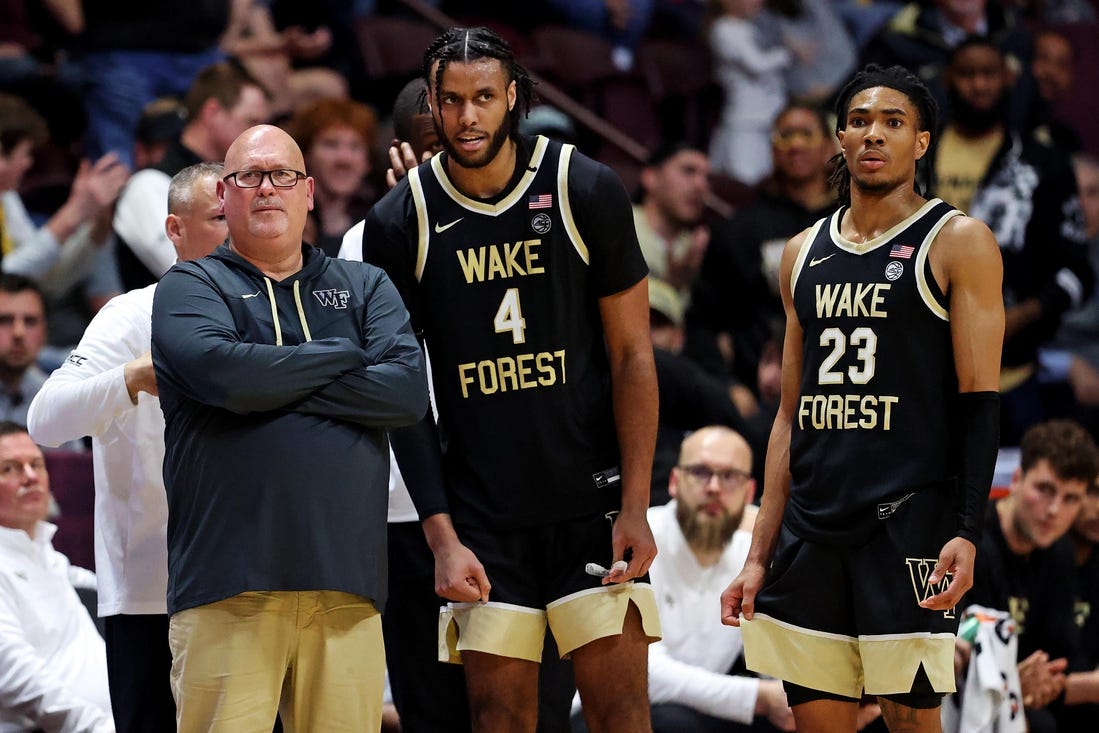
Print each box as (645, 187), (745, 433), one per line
(706, 0), (798, 185)
(76, 2), (230, 167)
(288, 97), (379, 256)
(646, 425), (800, 732)
(132, 97), (186, 171)
(0, 93), (128, 288)
(648, 279), (756, 506)
(633, 142), (711, 313)
(28, 163), (227, 733)
(1063, 474), (1099, 731)
(0, 421), (113, 732)
(0, 275), (50, 426)
(861, 0), (1031, 87)
(966, 419), (1099, 730)
(929, 37), (1091, 445)
(687, 103), (837, 393)
(111, 61), (269, 292)
(1047, 154), (1099, 438)
(543, 0), (657, 70)
(220, 0), (348, 121)
(1026, 28), (1083, 154)
(771, 0), (857, 105)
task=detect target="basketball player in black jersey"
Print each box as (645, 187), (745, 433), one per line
(720, 65), (1005, 733)
(364, 27), (661, 733)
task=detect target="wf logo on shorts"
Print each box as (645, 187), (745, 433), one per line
(313, 289), (351, 309)
(905, 558), (955, 619)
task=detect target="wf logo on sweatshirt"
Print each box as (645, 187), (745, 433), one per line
(313, 289), (351, 309)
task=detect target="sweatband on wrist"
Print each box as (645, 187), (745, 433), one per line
(955, 391), (1000, 544)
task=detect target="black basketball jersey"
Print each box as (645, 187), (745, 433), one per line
(787, 198), (962, 544)
(366, 135), (648, 528)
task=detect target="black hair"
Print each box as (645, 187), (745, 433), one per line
(827, 64), (939, 205)
(421, 27), (536, 141)
(645, 141), (704, 169)
(947, 34), (1004, 68)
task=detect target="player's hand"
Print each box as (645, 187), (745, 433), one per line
(605, 507), (656, 585)
(1018, 650), (1068, 709)
(721, 560), (766, 626)
(434, 540), (491, 603)
(385, 139), (430, 190)
(918, 536), (975, 611)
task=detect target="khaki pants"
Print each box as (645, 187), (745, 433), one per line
(169, 590), (384, 733)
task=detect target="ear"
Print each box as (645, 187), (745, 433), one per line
(507, 79), (517, 112)
(305, 175), (315, 212)
(216, 179), (227, 209)
(746, 479), (757, 507)
(836, 129), (846, 151)
(640, 166), (657, 192)
(914, 129), (930, 161)
(1010, 466), (1023, 492)
(164, 213), (183, 244)
(198, 97), (223, 124)
(668, 469), (680, 500)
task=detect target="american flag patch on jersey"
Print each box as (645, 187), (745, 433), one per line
(529, 193), (553, 209)
(890, 243), (915, 259)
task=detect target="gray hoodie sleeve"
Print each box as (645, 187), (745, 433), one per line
(284, 268), (428, 428)
(152, 265), (366, 414)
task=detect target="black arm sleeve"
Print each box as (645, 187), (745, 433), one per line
(956, 391), (1001, 544)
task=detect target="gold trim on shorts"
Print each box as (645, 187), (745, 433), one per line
(438, 601), (547, 663)
(742, 614), (956, 698)
(437, 584), (662, 664)
(860, 631), (956, 695)
(546, 582), (661, 658)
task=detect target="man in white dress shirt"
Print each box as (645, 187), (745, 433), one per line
(0, 421), (114, 732)
(27, 163), (226, 733)
(647, 426), (795, 732)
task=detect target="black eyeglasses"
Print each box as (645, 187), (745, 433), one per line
(223, 169), (306, 189)
(677, 464), (751, 490)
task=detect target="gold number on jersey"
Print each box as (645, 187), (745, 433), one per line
(818, 326), (878, 385)
(494, 288), (527, 344)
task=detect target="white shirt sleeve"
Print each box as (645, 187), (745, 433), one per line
(0, 584), (115, 733)
(0, 191), (64, 280)
(710, 18), (792, 75)
(112, 170), (174, 278)
(28, 290), (150, 446)
(649, 638), (760, 723)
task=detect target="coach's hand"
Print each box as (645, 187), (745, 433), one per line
(435, 539), (491, 603)
(721, 560), (766, 626)
(919, 536), (975, 611)
(605, 507), (656, 585)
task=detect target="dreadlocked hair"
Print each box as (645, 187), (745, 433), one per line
(827, 64), (938, 206)
(422, 27), (537, 141)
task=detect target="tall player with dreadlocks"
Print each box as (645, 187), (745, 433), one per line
(720, 64), (1005, 733)
(363, 27), (661, 733)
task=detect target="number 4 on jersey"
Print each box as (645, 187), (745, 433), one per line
(494, 288), (527, 344)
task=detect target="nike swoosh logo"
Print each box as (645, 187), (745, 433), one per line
(242, 291), (261, 299)
(434, 218), (463, 233)
(809, 254), (836, 267)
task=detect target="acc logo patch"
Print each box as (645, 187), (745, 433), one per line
(531, 212), (552, 235)
(884, 260), (904, 281)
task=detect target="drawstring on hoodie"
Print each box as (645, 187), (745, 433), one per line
(293, 281), (313, 342)
(261, 276), (314, 345)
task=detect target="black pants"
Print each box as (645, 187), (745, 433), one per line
(104, 614), (176, 733)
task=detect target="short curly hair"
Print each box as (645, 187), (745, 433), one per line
(1020, 419), (1099, 484)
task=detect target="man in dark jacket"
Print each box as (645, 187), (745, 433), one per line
(151, 124), (427, 733)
